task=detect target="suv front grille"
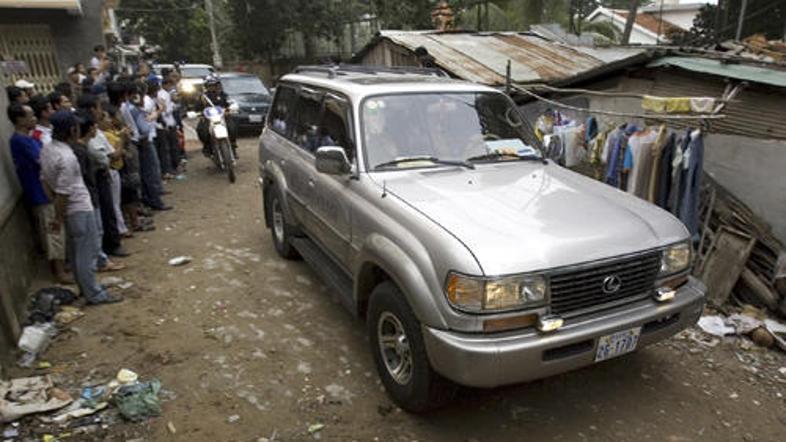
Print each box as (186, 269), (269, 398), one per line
(549, 251), (661, 317)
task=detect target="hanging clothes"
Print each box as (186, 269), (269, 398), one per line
(649, 131), (675, 204)
(679, 129), (704, 237)
(585, 116), (598, 145)
(626, 127), (660, 198)
(605, 125), (636, 189)
(642, 96), (692, 114)
(555, 123), (584, 167)
(667, 131), (690, 215)
(589, 129), (609, 180)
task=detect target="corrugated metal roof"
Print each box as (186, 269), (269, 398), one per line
(365, 30), (649, 87)
(648, 56), (786, 88)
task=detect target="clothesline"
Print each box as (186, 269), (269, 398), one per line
(522, 83), (733, 103)
(512, 85), (726, 121)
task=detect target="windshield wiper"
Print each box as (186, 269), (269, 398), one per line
(374, 155), (475, 170)
(467, 152), (547, 164)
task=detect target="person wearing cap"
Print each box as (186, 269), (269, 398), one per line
(15, 79), (35, 97)
(39, 110), (123, 305)
(7, 103), (71, 284)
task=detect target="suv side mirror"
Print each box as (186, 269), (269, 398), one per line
(315, 146), (351, 175)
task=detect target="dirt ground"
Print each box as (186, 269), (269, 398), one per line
(8, 133), (786, 441)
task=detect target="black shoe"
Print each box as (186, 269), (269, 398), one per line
(87, 292), (124, 305)
(108, 247), (131, 258)
(152, 205), (173, 211)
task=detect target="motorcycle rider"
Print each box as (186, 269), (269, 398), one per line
(196, 74), (238, 158)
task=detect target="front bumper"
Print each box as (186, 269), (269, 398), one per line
(423, 276), (706, 388)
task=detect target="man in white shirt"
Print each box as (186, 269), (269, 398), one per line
(158, 76), (181, 174)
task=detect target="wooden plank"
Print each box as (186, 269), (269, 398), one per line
(738, 268), (780, 311)
(700, 227), (756, 307)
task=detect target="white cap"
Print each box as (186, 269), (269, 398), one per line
(15, 79), (35, 89)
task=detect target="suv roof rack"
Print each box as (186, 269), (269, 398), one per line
(293, 64), (449, 79)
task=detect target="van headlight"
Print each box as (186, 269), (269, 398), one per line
(660, 241), (692, 276)
(445, 272), (547, 313)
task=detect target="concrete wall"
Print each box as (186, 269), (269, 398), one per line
(0, 0), (105, 75)
(0, 78), (39, 371)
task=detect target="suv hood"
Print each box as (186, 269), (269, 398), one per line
(379, 162), (688, 276)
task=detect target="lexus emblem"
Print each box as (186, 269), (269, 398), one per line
(602, 275), (622, 294)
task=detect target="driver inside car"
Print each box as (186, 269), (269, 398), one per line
(196, 74), (239, 158)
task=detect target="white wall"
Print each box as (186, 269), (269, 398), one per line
(661, 9), (700, 30)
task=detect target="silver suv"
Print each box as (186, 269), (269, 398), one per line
(258, 65), (706, 412)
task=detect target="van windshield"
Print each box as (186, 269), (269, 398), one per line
(362, 92), (540, 170)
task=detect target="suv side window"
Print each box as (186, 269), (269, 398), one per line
(291, 87), (324, 153)
(268, 84), (296, 137)
(321, 94), (354, 161)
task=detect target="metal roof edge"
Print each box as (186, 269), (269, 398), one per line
(647, 56), (786, 89)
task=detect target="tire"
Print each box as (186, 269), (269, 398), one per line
(264, 185), (299, 260)
(368, 281), (456, 412)
(219, 139), (235, 183)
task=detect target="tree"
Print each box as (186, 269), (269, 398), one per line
(670, 0), (786, 46)
(117, 0), (213, 63)
(226, 0), (290, 67)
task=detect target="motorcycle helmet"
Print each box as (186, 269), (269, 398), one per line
(204, 74), (220, 87)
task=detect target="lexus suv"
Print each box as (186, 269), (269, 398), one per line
(257, 65), (706, 412)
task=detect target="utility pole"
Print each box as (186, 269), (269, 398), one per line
(735, 0), (748, 41)
(205, 0), (222, 68)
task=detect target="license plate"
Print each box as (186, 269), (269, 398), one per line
(249, 114), (263, 123)
(595, 327), (641, 362)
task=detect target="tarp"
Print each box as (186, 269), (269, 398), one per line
(648, 56), (786, 89)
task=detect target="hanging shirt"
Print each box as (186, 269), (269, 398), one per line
(648, 130), (674, 204)
(679, 130), (704, 236)
(667, 132), (690, 215)
(10, 133), (49, 206)
(626, 127), (660, 198)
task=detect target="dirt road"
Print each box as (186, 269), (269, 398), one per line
(20, 134), (786, 441)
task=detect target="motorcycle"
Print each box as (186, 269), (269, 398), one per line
(201, 95), (238, 183)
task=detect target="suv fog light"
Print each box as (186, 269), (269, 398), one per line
(654, 287), (676, 302)
(537, 315), (563, 332)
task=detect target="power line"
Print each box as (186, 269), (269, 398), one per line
(115, 5), (200, 13)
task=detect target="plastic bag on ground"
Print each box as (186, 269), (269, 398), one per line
(112, 380), (162, 422)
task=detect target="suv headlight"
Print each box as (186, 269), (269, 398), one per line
(445, 272), (547, 313)
(660, 241), (692, 276)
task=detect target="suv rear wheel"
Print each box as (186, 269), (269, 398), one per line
(367, 281), (455, 412)
(265, 185), (299, 260)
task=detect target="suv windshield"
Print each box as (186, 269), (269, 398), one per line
(222, 76), (269, 96)
(363, 92), (539, 170)
(181, 66), (213, 78)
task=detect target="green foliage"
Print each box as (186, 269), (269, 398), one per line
(670, 1), (786, 46)
(582, 20), (621, 42)
(117, 0), (213, 63)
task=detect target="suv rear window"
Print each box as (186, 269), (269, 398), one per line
(291, 88), (324, 153)
(269, 85), (297, 136)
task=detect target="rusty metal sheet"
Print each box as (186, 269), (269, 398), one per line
(379, 31), (648, 87)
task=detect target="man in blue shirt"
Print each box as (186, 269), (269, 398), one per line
(7, 103), (70, 283)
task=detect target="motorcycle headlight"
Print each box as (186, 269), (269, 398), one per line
(660, 241), (692, 276)
(445, 272), (547, 313)
(181, 82), (195, 93)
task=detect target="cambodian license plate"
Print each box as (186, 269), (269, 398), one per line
(595, 327), (641, 362)
(249, 114), (263, 123)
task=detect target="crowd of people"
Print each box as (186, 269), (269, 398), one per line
(6, 45), (187, 306)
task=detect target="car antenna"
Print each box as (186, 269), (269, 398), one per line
(382, 180), (387, 198)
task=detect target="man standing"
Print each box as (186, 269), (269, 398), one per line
(30, 95), (54, 145)
(128, 83), (171, 210)
(39, 111), (123, 305)
(49, 91), (73, 112)
(7, 103), (70, 284)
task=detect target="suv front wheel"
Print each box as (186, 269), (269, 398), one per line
(367, 281), (455, 412)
